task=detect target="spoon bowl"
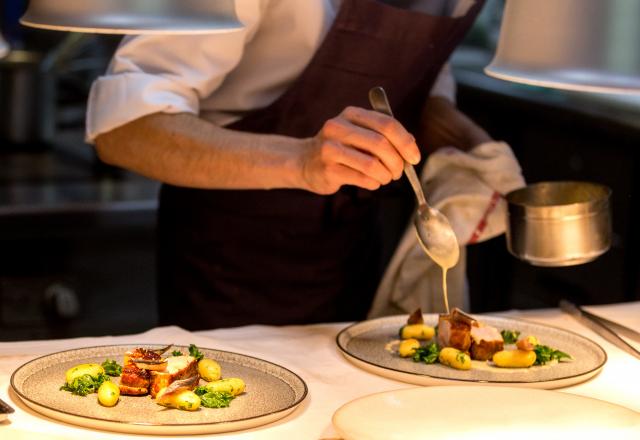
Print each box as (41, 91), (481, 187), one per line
(415, 204), (459, 270)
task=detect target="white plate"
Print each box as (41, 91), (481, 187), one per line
(333, 386), (640, 439)
(11, 344), (307, 435)
(337, 315), (606, 388)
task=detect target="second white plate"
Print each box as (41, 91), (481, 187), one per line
(333, 386), (640, 439)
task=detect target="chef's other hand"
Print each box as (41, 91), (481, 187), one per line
(301, 106), (420, 195)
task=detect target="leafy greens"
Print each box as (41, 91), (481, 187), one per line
(412, 342), (440, 364)
(189, 344), (204, 361)
(60, 373), (109, 396)
(101, 359), (122, 377)
(533, 344), (572, 365)
(500, 329), (521, 345)
(194, 386), (235, 408)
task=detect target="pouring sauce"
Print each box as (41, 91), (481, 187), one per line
(414, 215), (459, 315)
(428, 242), (458, 315)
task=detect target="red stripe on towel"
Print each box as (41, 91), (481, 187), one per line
(468, 190), (502, 244)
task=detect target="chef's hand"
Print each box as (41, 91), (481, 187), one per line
(300, 106), (420, 195)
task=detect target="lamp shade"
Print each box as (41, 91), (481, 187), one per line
(20, 0), (243, 34)
(485, 0), (640, 94)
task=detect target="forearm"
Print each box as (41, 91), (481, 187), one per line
(95, 113), (306, 190)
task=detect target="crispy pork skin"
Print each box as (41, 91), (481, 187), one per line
(119, 363), (151, 395)
(437, 314), (472, 351)
(118, 383), (149, 396)
(470, 325), (504, 361)
(124, 348), (168, 371)
(450, 308), (477, 326)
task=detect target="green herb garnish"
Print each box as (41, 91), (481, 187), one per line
(101, 359), (122, 377)
(60, 373), (109, 396)
(172, 350), (183, 356)
(188, 344), (204, 361)
(194, 386), (235, 408)
(412, 342), (440, 364)
(501, 329), (521, 345)
(533, 344), (572, 365)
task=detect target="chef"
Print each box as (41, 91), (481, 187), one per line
(87, 0), (491, 329)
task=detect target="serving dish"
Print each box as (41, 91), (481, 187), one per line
(505, 181), (611, 266)
(336, 314), (606, 389)
(333, 386), (640, 439)
(11, 344), (307, 435)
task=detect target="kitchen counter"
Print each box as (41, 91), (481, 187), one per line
(0, 302), (638, 439)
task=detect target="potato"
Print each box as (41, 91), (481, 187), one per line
(198, 358), (222, 382)
(204, 378), (245, 396)
(97, 381), (120, 407)
(400, 324), (435, 340)
(398, 339), (420, 358)
(176, 391), (201, 411)
(438, 347), (472, 370)
(65, 363), (105, 385)
(157, 389), (201, 411)
(492, 349), (537, 368)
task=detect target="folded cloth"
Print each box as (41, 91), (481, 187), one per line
(367, 141), (525, 318)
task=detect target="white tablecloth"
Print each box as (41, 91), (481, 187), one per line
(1, 302), (639, 439)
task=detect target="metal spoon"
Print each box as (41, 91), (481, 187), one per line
(368, 87), (459, 270)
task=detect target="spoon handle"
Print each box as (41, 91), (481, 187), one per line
(368, 87), (429, 208)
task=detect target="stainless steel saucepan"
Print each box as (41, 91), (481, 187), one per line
(505, 181), (611, 267)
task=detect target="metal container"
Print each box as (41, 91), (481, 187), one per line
(505, 181), (611, 267)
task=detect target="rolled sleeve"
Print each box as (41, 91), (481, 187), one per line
(86, 72), (199, 142)
(86, 0), (266, 142)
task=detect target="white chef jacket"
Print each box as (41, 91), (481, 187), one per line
(86, 0), (465, 142)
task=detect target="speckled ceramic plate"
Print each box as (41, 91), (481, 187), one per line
(11, 344), (307, 435)
(333, 386), (640, 439)
(337, 315), (607, 389)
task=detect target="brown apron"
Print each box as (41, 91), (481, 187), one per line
(157, 0), (484, 329)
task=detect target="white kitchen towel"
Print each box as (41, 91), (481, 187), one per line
(367, 141), (526, 318)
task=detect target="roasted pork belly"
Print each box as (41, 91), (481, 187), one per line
(470, 325), (504, 361)
(119, 363), (151, 395)
(437, 314), (472, 351)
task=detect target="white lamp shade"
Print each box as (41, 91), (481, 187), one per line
(485, 0), (640, 94)
(20, 0), (243, 34)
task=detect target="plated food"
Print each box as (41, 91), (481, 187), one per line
(395, 308), (571, 371)
(337, 313), (606, 389)
(59, 344), (246, 412)
(11, 344), (307, 435)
